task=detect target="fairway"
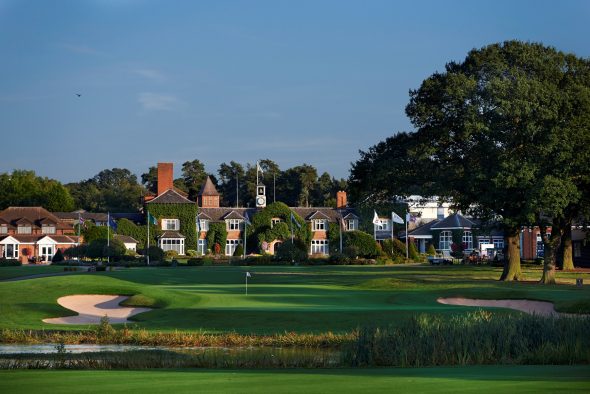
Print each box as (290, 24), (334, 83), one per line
(1, 365), (589, 394)
(1, 265), (589, 333)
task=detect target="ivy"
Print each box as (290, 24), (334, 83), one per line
(116, 218), (159, 249)
(206, 222), (228, 254)
(147, 203), (199, 249)
(247, 202), (311, 251)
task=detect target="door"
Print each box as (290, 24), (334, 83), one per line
(41, 245), (54, 262)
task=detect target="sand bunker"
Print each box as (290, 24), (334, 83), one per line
(437, 297), (560, 316)
(43, 295), (152, 325)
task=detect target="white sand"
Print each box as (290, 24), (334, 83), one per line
(43, 295), (152, 325)
(437, 297), (560, 316)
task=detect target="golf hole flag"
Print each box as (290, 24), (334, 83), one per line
(391, 212), (404, 224)
(246, 271), (251, 278)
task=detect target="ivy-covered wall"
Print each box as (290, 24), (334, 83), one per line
(247, 202), (311, 252)
(206, 222), (228, 254)
(147, 203), (199, 249)
(116, 218), (160, 249)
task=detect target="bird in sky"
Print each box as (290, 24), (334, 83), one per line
(76, 94), (81, 97)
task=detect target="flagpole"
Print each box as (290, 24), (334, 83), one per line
(243, 216), (247, 260)
(339, 210), (343, 253)
(236, 172), (239, 208)
(405, 211), (409, 260)
(391, 212), (394, 256)
(107, 212), (110, 266)
(246, 272), (248, 295)
(147, 211), (150, 266)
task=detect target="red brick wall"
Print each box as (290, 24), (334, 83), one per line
(157, 162), (174, 196)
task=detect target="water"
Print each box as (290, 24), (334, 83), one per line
(0, 344), (201, 354)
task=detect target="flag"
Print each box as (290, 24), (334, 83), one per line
(108, 215), (118, 232)
(147, 212), (157, 225)
(244, 212), (251, 226)
(391, 211), (404, 224)
(290, 212), (301, 229)
(78, 215), (85, 225)
(196, 217), (201, 232)
(256, 162), (264, 175)
(372, 210), (380, 225)
(246, 271), (251, 278)
(406, 212), (416, 223)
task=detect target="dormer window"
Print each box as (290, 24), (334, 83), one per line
(312, 219), (327, 231)
(17, 225), (32, 234)
(42, 224), (56, 234)
(344, 219), (357, 231)
(271, 218), (283, 228)
(161, 219), (179, 231)
(0, 225), (7, 234)
(374, 219), (390, 231)
(198, 219), (209, 232)
(226, 219), (243, 231)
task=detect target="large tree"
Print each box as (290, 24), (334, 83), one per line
(0, 170), (74, 211)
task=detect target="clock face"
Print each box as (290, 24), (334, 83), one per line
(256, 196), (266, 206)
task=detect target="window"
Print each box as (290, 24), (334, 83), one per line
(312, 219), (327, 231)
(17, 225), (32, 234)
(462, 231), (473, 250)
(439, 231), (452, 250)
(4, 243), (18, 259)
(226, 219), (243, 231)
(161, 219), (179, 231)
(198, 219), (209, 232)
(158, 238), (185, 255)
(311, 240), (329, 255)
(478, 239), (490, 249)
(225, 239), (242, 256)
(437, 207), (445, 220)
(374, 219), (390, 231)
(493, 238), (504, 249)
(574, 242), (581, 258)
(345, 219), (357, 231)
(42, 225), (56, 234)
(0, 225), (7, 234)
(271, 218), (283, 228)
(198, 239), (207, 255)
(40, 245), (54, 262)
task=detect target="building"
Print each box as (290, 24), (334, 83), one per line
(147, 162), (360, 257)
(113, 234), (139, 252)
(0, 207), (79, 263)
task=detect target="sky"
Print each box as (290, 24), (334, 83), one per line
(1, 0), (589, 183)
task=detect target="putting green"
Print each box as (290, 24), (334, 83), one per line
(1, 365), (589, 394)
(1, 265), (589, 333)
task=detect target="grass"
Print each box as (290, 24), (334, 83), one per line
(0, 265), (589, 334)
(0, 265), (64, 280)
(0, 366), (589, 393)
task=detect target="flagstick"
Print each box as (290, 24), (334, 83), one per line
(405, 211), (409, 260)
(245, 272), (248, 295)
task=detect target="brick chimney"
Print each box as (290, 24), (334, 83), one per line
(336, 191), (347, 209)
(157, 162), (174, 196)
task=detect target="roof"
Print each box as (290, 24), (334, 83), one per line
(114, 234), (139, 244)
(200, 208), (258, 221)
(0, 234), (79, 244)
(147, 189), (195, 204)
(0, 207), (72, 231)
(158, 231), (185, 239)
(408, 220), (440, 238)
(307, 210), (331, 220)
(53, 211), (109, 221)
(199, 176), (220, 196)
(222, 210), (246, 220)
(430, 213), (475, 230)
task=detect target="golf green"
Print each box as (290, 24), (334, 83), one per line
(1, 265), (589, 333)
(1, 365), (588, 393)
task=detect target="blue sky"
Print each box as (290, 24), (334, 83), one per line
(1, 0), (589, 183)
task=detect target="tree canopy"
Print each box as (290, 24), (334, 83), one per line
(0, 170), (74, 211)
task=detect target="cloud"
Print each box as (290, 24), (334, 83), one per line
(58, 43), (104, 56)
(133, 68), (166, 82)
(138, 92), (184, 111)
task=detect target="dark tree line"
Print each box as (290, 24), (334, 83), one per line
(349, 41), (590, 283)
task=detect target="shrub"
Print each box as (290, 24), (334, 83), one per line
(143, 246), (164, 262)
(408, 242), (419, 260)
(186, 249), (198, 257)
(187, 258), (204, 266)
(165, 250), (179, 259)
(343, 245), (359, 259)
(426, 244), (437, 256)
(275, 239), (308, 263)
(343, 231), (379, 258)
(51, 249), (64, 263)
(381, 238), (406, 259)
(87, 238), (126, 260)
(0, 258), (21, 267)
(233, 244), (244, 257)
(329, 252), (350, 265)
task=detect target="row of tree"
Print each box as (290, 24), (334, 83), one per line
(349, 41), (590, 284)
(0, 162), (347, 213)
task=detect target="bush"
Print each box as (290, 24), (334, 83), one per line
(343, 231), (379, 258)
(343, 245), (359, 259)
(329, 252), (350, 265)
(381, 238), (406, 259)
(186, 249), (198, 257)
(87, 238), (126, 260)
(426, 244), (437, 256)
(233, 244), (244, 257)
(275, 239), (308, 263)
(0, 258), (21, 267)
(408, 242), (419, 260)
(51, 249), (65, 263)
(187, 258), (204, 266)
(142, 246), (165, 262)
(165, 250), (179, 259)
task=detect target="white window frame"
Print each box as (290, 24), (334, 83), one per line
(17, 225), (32, 234)
(158, 238), (185, 255)
(310, 239), (329, 255)
(493, 238), (504, 250)
(0, 225), (7, 234)
(225, 239), (242, 256)
(161, 219), (180, 231)
(462, 231), (473, 250)
(439, 231), (452, 250)
(198, 239), (207, 255)
(40, 245), (54, 262)
(271, 218), (283, 228)
(374, 219), (390, 231)
(3, 243), (19, 259)
(198, 219), (209, 232)
(345, 219), (357, 231)
(42, 225), (56, 234)
(226, 219), (243, 231)
(312, 219), (327, 231)
(478, 238), (490, 249)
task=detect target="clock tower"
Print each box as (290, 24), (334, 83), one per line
(255, 183), (267, 208)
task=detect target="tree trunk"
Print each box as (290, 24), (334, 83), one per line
(561, 222), (574, 271)
(500, 228), (521, 281)
(539, 219), (563, 285)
